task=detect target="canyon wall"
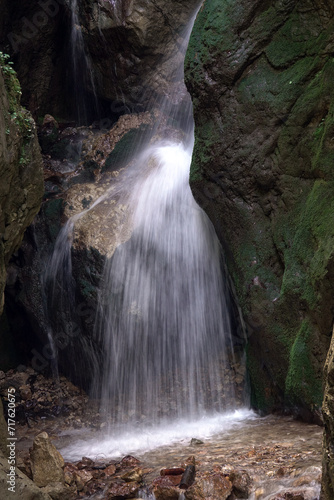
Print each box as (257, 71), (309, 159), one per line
(186, 0), (334, 419)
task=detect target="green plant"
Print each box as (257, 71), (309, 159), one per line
(0, 51), (22, 113)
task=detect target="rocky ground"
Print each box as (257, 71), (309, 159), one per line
(0, 367), (323, 499)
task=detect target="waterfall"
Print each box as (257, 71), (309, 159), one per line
(94, 140), (238, 426)
(47, 1), (248, 459)
(68, 0), (99, 123)
(90, 4), (243, 429)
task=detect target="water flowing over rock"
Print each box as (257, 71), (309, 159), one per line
(185, 0), (334, 420)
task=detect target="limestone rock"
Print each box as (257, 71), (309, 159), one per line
(0, 452), (52, 500)
(30, 432), (65, 487)
(41, 482), (76, 500)
(185, 472), (232, 500)
(229, 470), (252, 498)
(0, 0), (200, 119)
(0, 60), (43, 316)
(186, 0), (334, 417)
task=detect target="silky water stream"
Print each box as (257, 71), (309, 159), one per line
(39, 3), (323, 499)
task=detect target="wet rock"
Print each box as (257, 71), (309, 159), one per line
(161, 467), (185, 476)
(185, 473), (232, 500)
(229, 470), (253, 498)
(41, 482), (76, 500)
(0, 60), (43, 318)
(186, 0), (334, 417)
(120, 455), (141, 468)
(73, 468), (94, 491)
(107, 479), (140, 499)
(77, 456), (94, 469)
(270, 492), (306, 500)
(30, 432), (65, 487)
(121, 467), (143, 483)
(64, 464), (77, 486)
(152, 476), (180, 500)
(103, 464), (117, 477)
(190, 438), (204, 446)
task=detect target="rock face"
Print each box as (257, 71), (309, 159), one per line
(0, 57), (43, 317)
(0, 0), (201, 121)
(185, 0), (334, 418)
(322, 328), (334, 498)
(4, 110), (173, 387)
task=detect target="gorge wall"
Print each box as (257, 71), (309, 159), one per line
(0, 55), (43, 327)
(186, 0), (334, 420)
(1, 0), (334, 495)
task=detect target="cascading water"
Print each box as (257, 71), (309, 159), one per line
(68, 0), (99, 123)
(94, 140), (239, 426)
(88, 3), (247, 435)
(47, 1), (249, 460)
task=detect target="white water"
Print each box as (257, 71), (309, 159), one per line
(61, 409), (255, 461)
(45, 0), (249, 459)
(93, 139), (243, 426)
(69, 0), (99, 123)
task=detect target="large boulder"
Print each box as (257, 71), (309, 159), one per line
(0, 452), (52, 500)
(185, 0), (334, 418)
(30, 432), (65, 487)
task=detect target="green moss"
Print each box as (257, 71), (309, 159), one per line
(246, 343), (275, 411)
(238, 55), (318, 114)
(274, 180), (334, 310)
(285, 319), (323, 407)
(265, 14), (326, 68)
(190, 120), (222, 183)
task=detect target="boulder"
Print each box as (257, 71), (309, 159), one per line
(29, 432), (65, 487)
(185, 472), (232, 500)
(0, 451), (52, 500)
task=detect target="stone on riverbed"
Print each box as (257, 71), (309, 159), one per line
(229, 469), (253, 498)
(152, 476), (180, 499)
(185, 472), (232, 500)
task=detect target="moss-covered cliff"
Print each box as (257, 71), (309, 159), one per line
(0, 53), (43, 315)
(186, 0), (334, 419)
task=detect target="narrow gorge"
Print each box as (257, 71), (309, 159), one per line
(0, 0), (334, 499)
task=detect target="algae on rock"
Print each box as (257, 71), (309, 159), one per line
(185, 0), (334, 418)
(0, 53), (43, 316)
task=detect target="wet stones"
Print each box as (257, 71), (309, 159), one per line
(228, 470), (253, 498)
(185, 472), (232, 500)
